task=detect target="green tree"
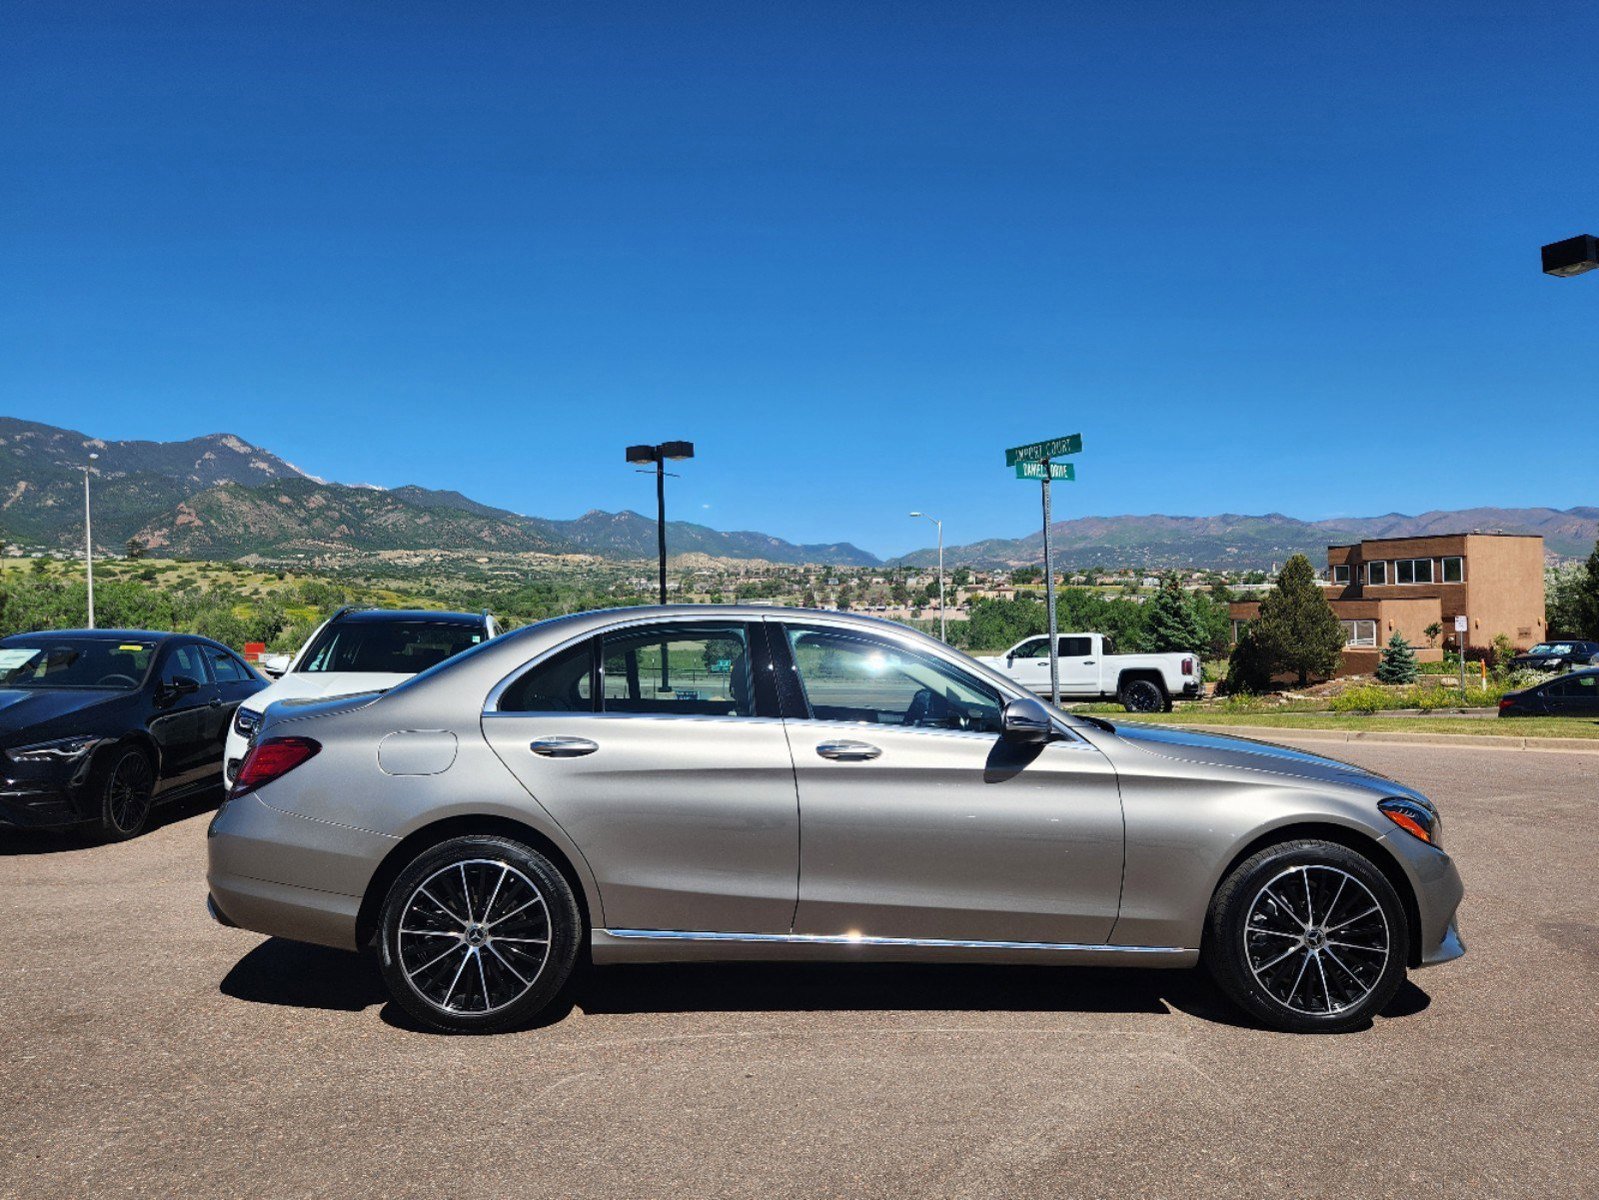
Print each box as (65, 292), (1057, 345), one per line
(1223, 625), (1274, 694)
(1010, 566), (1041, 586)
(951, 566), (972, 589)
(1253, 554), (1345, 686)
(125, 537), (146, 560)
(1572, 539), (1599, 639)
(1143, 574), (1206, 653)
(1375, 632), (1418, 684)
(1422, 621), (1442, 649)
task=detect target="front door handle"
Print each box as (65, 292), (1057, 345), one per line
(529, 736), (599, 758)
(816, 740), (882, 762)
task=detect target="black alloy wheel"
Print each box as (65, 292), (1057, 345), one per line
(100, 747), (156, 841)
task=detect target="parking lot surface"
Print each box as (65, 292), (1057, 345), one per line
(3, 740), (1595, 1199)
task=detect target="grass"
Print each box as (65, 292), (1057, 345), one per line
(1113, 711), (1599, 740)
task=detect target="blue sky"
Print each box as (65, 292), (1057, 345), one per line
(3, 2), (1595, 558)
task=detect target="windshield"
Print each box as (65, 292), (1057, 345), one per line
(1527, 644), (1573, 656)
(296, 620), (485, 675)
(0, 639), (156, 690)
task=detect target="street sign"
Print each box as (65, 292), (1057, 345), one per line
(1014, 461), (1075, 481)
(1005, 433), (1082, 466)
(1454, 614), (1468, 633)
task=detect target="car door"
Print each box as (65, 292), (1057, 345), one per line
(1056, 635), (1101, 694)
(147, 640), (221, 792)
(1003, 637), (1052, 692)
(482, 619), (799, 935)
(202, 645), (264, 761)
(1549, 673), (1599, 716)
(776, 620), (1125, 946)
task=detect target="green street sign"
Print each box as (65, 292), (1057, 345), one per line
(1015, 461), (1075, 481)
(1005, 433), (1082, 465)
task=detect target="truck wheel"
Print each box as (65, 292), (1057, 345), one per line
(1120, 678), (1167, 713)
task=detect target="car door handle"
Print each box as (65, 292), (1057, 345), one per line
(816, 740), (882, 762)
(529, 736), (599, 758)
(209, 698), (223, 708)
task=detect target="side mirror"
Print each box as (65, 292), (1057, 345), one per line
(167, 675), (201, 696)
(1001, 696), (1053, 744)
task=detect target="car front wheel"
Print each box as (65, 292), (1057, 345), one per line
(98, 746), (155, 841)
(377, 835), (582, 1034)
(1204, 839), (1409, 1033)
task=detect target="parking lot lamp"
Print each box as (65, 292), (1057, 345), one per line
(909, 511), (946, 642)
(625, 441), (695, 605)
(1541, 234), (1598, 277)
(82, 453), (98, 629)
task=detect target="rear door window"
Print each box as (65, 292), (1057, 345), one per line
(600, 625), (753, 718)
(497, 640), (596, 713)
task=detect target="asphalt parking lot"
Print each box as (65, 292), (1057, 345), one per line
(3, 739), (1595, 1199)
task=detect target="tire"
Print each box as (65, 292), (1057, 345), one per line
(97, 745), (156, 841)
(377, 835), (583, 1034)
(1204, 839), (1409, 1033)
(1119, 677), (1167, 714)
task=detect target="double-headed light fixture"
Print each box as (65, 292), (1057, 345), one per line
(625, 441), (695, 605)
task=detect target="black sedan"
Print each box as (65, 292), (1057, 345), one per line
(1509, 640), (1599, 673)
(1498, 668), (1599, 718)
(0, 629), (266, 839)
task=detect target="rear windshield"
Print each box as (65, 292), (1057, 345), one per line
(296, 621), (484, 675)
(0, 638), (156, 689)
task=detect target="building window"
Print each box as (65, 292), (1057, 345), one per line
(1367, 561), (1387, 585)
(1340, 619), (1378, 647)
(1331, 564), (1351, 584)
(1393, 558), (1435, 585)
(1231, 619), (1251, 643)
(1442, 556), (1464, 583)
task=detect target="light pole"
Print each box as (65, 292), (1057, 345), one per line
(81, 452), (99, 629)
(625, 441), (695, 605)
(909, 511), (945, 642)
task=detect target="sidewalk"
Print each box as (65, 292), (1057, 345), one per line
(1163, 721), (1599, 755)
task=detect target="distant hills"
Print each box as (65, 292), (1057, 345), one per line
(2, 417), (1592, 569)
(0, 418), (879, 566)
(890, 508), (1599, 570)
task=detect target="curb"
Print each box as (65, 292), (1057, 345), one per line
(1162, 722), (1599, 755)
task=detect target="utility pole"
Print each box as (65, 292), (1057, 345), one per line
(909, 511), (946, 641)
(625, 441), (695, 605)
(82, 452), (99, 629)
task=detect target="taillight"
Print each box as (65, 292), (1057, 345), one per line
(1498, 698), (1513, 710)
(1181, 657), (1194, 676)
(230, 736), (321, 797)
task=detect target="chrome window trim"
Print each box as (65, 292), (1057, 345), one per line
(603, 928), (1190, 954)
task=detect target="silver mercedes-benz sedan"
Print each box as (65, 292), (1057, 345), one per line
(207, 606), (1464, 1035)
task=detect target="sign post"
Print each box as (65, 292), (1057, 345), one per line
(1005, 434), (1082, 707)
(1455, 613), (1469, 695)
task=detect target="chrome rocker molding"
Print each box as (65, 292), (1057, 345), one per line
(598, 928), (1194, 960)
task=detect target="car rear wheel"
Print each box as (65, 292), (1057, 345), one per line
(377, 835), (582, 1034)
(1204, 839), (1409, 1033)
(1119, 678), (1168, 713)
(98, 746), (155, 841)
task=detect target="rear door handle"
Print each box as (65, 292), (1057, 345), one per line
(529, 736), (599, 758)
(816, 740), (882, 762)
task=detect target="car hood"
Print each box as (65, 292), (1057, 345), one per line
(0, 688), (125, 740)
(241, 671), (414, 713)
(1094, 720), (1405, 791)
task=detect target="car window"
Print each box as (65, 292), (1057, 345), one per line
(1059, 636), (1093, 657)
(1551, 675), (1597, 698)
(600, 625), (752, 718)
(207, 648), (251, 683)
(1013, 639), (1049, 659)
(498, 639), (595, 713)
(298, 620), (486, 674)
(784, 626), (1004, 734)
(0, 638), (155, 689)
(163, 643), (209, 686)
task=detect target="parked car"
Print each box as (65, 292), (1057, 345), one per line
(1, 629), (265, 839)
(1508, 640), (1599, 674)
(977, 632), (1200, 711)
(208, 606), (1463, 1036)
(1497, 667), (1599, 718)
(224, 608), (497, 782)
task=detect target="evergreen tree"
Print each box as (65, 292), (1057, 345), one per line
(1375, 631), (1418, 684)
(1254, 554), (1346, 686)
(1224, 625), (1274, 693)
(1575, 538), (1599, 639)
(1144, 574), (1206, 653)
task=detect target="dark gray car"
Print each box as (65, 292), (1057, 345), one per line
(207, 607), (1464, 1034)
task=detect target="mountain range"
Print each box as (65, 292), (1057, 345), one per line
(2, 418), (1593, 569)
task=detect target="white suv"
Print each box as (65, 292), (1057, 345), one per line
(224, 607), (498, 781)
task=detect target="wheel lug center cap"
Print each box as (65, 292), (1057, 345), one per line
(1306, 928), (1325, 948)
(465, 925), (486, 946)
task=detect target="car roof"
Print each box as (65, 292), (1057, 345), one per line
(0, 628), (184, 643)
(330, 609), (487, 625)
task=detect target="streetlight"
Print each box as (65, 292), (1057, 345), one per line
(1541, 234), (1598, 277)
(625, 440), (695, 605)
(909, 511), (945, 642)
(81, 452), (99, 629)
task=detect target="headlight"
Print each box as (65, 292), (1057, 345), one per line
(1380, 796), (1442, 848)
(233, 708), (261, 738)
(6, 735), (103, 763)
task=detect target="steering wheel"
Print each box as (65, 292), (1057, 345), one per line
(96, 673), (138, 688)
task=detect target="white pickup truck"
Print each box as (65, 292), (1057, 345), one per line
(977, 633), (1201, 712)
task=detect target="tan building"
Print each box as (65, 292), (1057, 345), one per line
(1229, 533), (1546, 677)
